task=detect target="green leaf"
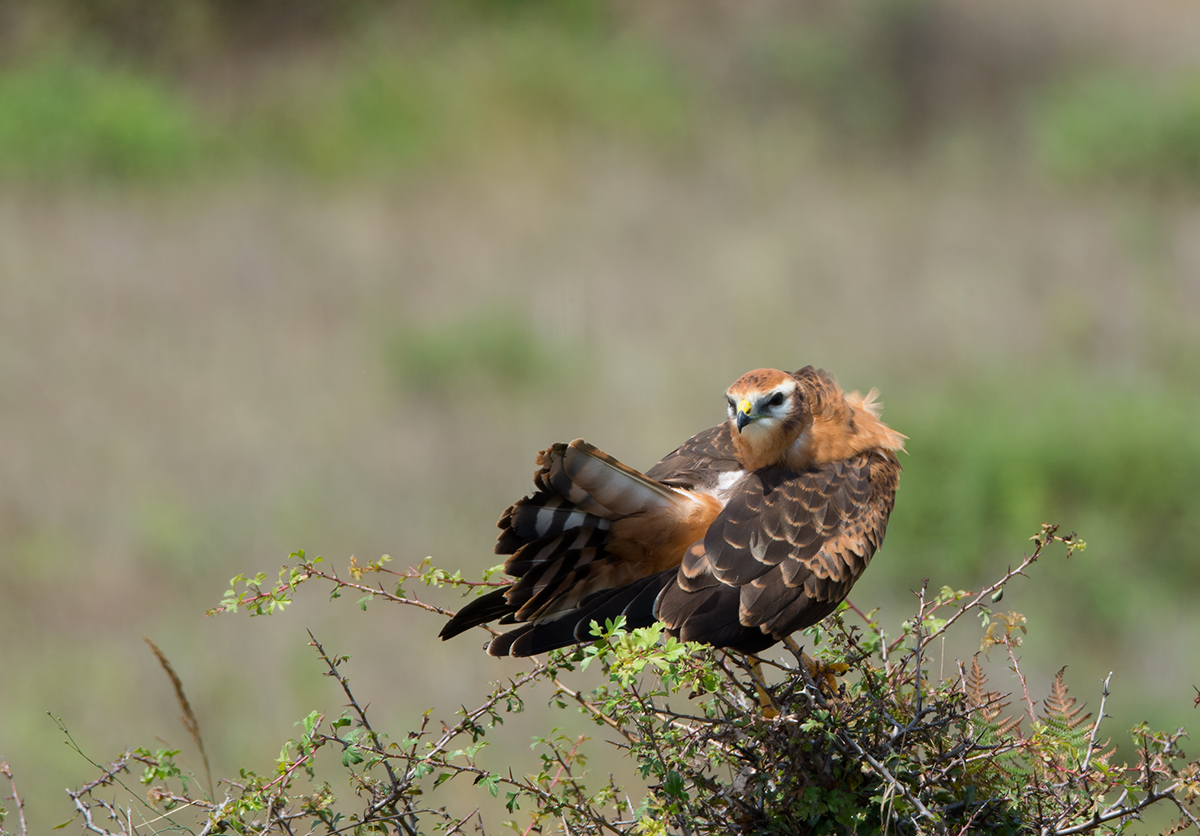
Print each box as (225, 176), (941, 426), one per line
(483, 774), (501, 797)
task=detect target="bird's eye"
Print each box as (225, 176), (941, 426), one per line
(768, 392), (785, 407)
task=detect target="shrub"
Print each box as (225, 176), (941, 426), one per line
(23, 526), (1200, 836)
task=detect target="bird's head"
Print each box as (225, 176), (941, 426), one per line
(725, 368), (809, 439)
(728, 365), (904, 471)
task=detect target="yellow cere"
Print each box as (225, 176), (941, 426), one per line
(739, 399), (753, 415)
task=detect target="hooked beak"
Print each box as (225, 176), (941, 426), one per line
(735, 399), (754, 432)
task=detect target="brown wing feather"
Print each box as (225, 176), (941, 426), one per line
(644, 424), (740, 489)
(655, 450), (900, 653)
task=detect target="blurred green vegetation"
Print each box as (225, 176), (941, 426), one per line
(0, 54), (202, 179)
(385, 310), (571, 393)
(1035, 71), (1200, 187)
(4, 0), (1194, 189)
(889, 375), (1200, 625)
(0, 1), (695, 181)
(240, 26), (693, 178)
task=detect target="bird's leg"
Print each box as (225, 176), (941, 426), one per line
(747, 655), (780, 719)
(782, 636), (818, 679)
(784, 636), (848, 696)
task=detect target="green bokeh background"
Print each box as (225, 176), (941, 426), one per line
(1, 1), (1199, 831)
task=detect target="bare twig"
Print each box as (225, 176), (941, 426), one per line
(308, 631), (398, 785)
(553, 677), (636, 742)
(69, 792), (121, 836)
(913, 580), (928, 719)
(839, 726), (937, 823)
(196, 797), (232, 836)
(1005, 638), (1038, 722)
(1080, 673), (1112, 772)
(914, 526), (1078, 662)
(1, 761), (28, 836)
(64, 754), (133, 836)
(1049, 788), (1184, 836)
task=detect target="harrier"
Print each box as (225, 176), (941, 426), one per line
(440, 366), (904, 657)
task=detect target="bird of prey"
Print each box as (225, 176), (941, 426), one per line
(440, 366), (904, 657)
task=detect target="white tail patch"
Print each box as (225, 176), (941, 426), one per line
(532, 506), (611, 537)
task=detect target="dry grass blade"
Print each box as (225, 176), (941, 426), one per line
(143, 636), (214, 800)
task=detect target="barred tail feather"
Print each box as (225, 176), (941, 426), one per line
(487, 570), (673, 657)
(437, 587), (512, 641)
(442, 440), (701, 656)
(495, 494), (612, 556)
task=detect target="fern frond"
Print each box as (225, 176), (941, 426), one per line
(1041, 667), (1090, 732)
(995, 712), (1021, 738)
(966, 655), (988, 705)
(966, 655), (1016, 731)
(1162, 816), (1194, 836)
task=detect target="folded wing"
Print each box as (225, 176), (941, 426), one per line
(655, 450), (900, 653)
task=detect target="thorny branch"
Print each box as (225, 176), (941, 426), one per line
(64, 753), (133, 836)
(1005, 637), (1039, 722)
(210, 553), (509, 629)
(920, 525), (1081, 650)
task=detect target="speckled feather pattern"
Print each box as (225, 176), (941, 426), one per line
(658, 450), (899, 650)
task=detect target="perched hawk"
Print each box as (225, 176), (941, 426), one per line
(440, 366), (904, 657)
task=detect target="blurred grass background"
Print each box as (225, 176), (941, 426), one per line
(1, 0), (1199, 831)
